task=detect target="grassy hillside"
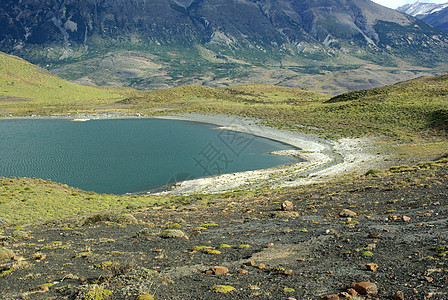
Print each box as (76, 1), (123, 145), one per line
(2, 51), (446, 141)
(0, 52), (136, 115)
(122, 75), (448, 140)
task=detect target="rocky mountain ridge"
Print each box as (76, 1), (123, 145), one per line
(397, 1), (448, 31)
(1, 0), (448, 91)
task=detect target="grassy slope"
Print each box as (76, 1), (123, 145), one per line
(0, 177), (175, 224)
(0, 52), (137, 115)
(124, 75), (448, 139)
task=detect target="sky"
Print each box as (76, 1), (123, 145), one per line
(372, 0), (448, 9)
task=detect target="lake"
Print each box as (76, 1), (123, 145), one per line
(0, 118), (301, 194)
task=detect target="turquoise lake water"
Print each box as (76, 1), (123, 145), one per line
(0, 118), (301, 194)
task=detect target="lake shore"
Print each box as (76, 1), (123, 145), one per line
(153, 113), (386, 195)
(1, 112), (387, 195)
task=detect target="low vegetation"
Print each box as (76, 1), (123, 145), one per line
(0, 176), (171, 224)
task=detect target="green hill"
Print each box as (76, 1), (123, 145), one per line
(322, 75), (448, 137)
(120, 76), (448, 140)
(0, 52), (133, 115)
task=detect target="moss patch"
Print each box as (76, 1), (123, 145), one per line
(84, 288), (112, 300)
(212, 285), (235, 293)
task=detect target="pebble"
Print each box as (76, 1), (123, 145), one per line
(283, 269), (293, 275)
(238, 269), (248, 274)
(281, 200), (294, 211)
(339, 209), (357, 218)
(366, 263), (378, 271)
(160, 229), (187, 239)
(353, 281), (378, 295)
(39, 285), (49, 292)
(366, 243), (376, 250)
(322, 294), (339, 300)
(190, 230), (201, 237)
(402, 216), (411, 222)
(367, 233), (381, 238)
(245, 259), (256, 267)
(347, 288), (358, 296)
(34, 253), (46, 261)
(392, 291), (405, 300)
(213, 266), (229, 275)
(258, 263), (265, 269)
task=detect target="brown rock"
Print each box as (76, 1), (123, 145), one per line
(367, 233), (381, 238)
(213, 266), (229, 275)
(245, 259), (256, 267)
(366, 243), (376, 250)
(283, 269), (293, 275)
(365, 263), (378, 271)
(322, 294), (339, 300)
(205, 270), (213, 275)
(339, 292), (351, 298)
(347, 288), (358, 296)
(339, 209), (357, 218)
(39, 285), (49, 292)
(281, 200), (294, 211)
(34, 253), (46, 261)
(190, 230), (201, 237)
(402, 216), (411, 222)
(392, 291), (405, 300)
(238, 269), (248, 274)
(258, 263), (265, 269)
(353, 281), (378, 295)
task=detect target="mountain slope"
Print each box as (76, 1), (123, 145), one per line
(397, 1), (448, 31)
(1, 0), (448, 92)
(421, 6), (448, 31)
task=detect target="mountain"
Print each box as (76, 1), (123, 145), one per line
(1, 0), (448, 93)
(397, 1), (448, 17)
(397, 1), (448, 31)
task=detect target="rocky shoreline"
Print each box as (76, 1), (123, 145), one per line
(153, 113), (386, 195)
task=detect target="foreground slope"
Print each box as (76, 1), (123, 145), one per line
(0, 159), (447, 299)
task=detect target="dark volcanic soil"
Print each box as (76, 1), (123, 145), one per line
(1, 160), (447, 300)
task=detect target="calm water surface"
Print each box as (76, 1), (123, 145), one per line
(0, 118), (300, 194)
